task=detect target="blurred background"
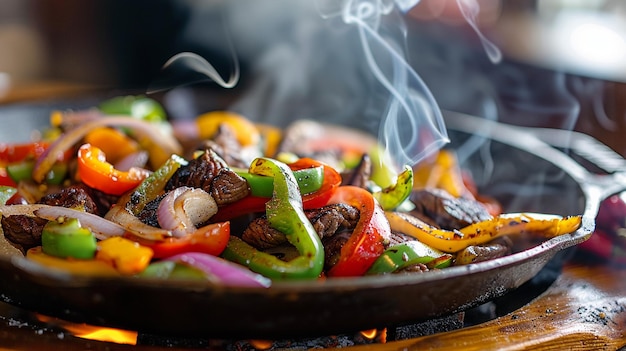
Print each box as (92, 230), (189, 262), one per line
(2, 0), (626, 144)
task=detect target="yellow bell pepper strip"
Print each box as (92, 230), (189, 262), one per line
(194, 111), (261, 146)
(235, 166), (324, 198)
(255, 123), (282, 157)
(77, 143), (151, 196)
(373, 165), (413, 211)
(413, 149), (470, 198)
(221, 157), (324, 280)
(366, 240), (453, 275)
(385, 211), (583, 253)
(84, 127), (140, 164)
(325, 186), (391, 277)
(96, 236), (153, 275)
(41, 217), (98, 260)
(26, 247), (119, 276)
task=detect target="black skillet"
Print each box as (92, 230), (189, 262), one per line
(0, 99), (600, 339)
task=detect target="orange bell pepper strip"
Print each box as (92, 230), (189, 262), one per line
(326, 186), (391, 277)
(77, 143), (151, 196)
(125, 221), (230, 259)
(84, 127), (140, 164)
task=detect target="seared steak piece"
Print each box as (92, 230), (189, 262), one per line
(322, 231), (351, 271)
(242, 204), (360, 249)
(195, 124), (249, 169)
(38, 185), (99, 214)
(409, 188), (492, 230)
(396, 263), (429, 274)
(2, 184), (109, 252)
(166, 148), (250, 206)
(1, 215), (48, 253)
(305, 203), (360, 238)
(454, 236), (513, 265)
(166, 149), (227, 191)
(136, 194), (165, 227)
(209, 168), (250, 206)
(341, 154), (371, 189)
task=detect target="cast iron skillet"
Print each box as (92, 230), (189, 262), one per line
(0, 99), (602, 339)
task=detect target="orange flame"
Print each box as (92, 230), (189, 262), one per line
(36, 314), (138, 345)
(248, 339), (274, 350)
(359, 328), (387, 343)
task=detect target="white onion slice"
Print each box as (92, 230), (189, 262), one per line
(115, 150), (149, 171)
(105, 204), (172, 241)
(0, 204), (49, 217)
(34, 205), (126, 240)
(33, 116), (182, 183)
(157, 187), (217, 238)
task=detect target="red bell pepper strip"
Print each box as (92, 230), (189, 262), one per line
(0, 168), (16, 187)
(326, 186), (391, 277)
(125, 221), (230, 259)
(211, 158), (341, 222)
(0, 141), (49, 164)
(77, 143), (151, 196)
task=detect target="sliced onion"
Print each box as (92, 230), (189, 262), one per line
(115, 150), (149, 171)
(157, 187), (218, 238)
(33, 116), (182, 183)
(105, 204), (172, 241)
(34, 205), (126, 240)
(0, 204), (49, 217)
(166, 252), (271, 288)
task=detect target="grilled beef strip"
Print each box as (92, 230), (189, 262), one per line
(241, 203), (360, 249)
(1, 184), (105, 253)
(341, 153), (371, 189)
(241, 203), (360, 271)
(193, 124), (250, 169)
(165, 148), (250, 206)
(409, 188), (492, 230)
(454, 236), (513, 265)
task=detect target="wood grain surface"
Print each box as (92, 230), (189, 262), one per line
(349, 263), (626, 351)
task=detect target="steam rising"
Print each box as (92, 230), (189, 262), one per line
(456, 0), (501, 63)
(154, 0), (451, 170)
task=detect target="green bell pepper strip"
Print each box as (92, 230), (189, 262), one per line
(139, 260), (208, 280)
(373, 165), (413, 211)
(0, 186), (17, 205)
(235, 166), (324, 198)
(99, 95), (167, 123)
(41, 217), (98, 260)
(126, 154), (188, 215)
(366, 240), (452, 275)
(7, 160), (67, 185)
(221, 157), (324, 280)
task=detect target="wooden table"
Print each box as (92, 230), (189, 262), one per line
(350, 261), (626, 351)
